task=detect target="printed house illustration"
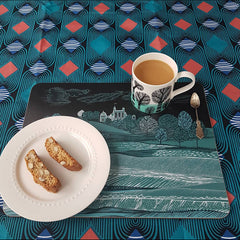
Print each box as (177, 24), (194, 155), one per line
(100, 106), (127, 122)
(100, 111), (108, 122)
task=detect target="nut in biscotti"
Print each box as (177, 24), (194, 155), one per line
(25, 149), (61, 193)
(45, 137), (82, 171)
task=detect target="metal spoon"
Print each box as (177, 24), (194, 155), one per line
(190, 92), (204, 139)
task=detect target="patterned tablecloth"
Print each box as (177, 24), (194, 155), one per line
(0, 1), (239, 239)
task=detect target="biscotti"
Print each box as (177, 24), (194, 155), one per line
(25, 149), (61, 193)
(45, 137), (82, 171)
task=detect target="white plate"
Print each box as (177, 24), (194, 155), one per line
(0, 116), (110, 222)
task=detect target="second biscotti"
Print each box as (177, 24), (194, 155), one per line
(45, 137), (82, 171)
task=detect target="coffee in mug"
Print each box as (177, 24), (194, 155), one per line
(134, 60), (174, 85)
(131, 52), (195, 114)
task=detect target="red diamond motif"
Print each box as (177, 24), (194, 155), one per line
(94, 3), (110, 15)
(197, 1), (213, 13)
(210, 117), (217, 127)
(35, 38), (52, 53)
(121, 60), (133, 75)
(120, 18), (137, 32)
(227, 191), (235, 205)
(222, 83), (240, 102)
(0, 4), (8, 15)
(175, 19), (192, 30)
(66, 20), (83, 33)
(59, 60), (78, 76)
(81, 228), (99, 240)
(0, 62), (18, 78)
(230, 18), (240, 30)
(13, 21), (29, 35)
(0, 120), (2, 126)
(150, 36), (168, 51)
(183, 59), (203, 75)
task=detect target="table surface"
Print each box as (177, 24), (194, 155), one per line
(0, 1), (239, 239)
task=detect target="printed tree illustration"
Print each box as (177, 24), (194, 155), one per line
(139, 116), (158, 135)
(121, 115), (137, 132)
(157, 112), (209, 148)
(82, 111), (100, 121)
(168, 111), (193, 147)
(132, 80), (144, 100)
(152, 87), (171, 112)
(178, 111), (192, 130)
(188, 122), (196, 138)
(158, 114), (178, 140)
(173, 127), (189, 147)
(155, 128), (167, 144)
(135, 91), (150, 110)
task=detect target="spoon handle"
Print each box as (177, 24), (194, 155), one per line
(195, 108), (199, 121)
(196, 120), (204, 139)
(195, 109), (204, 139)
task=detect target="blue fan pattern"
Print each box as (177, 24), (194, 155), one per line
(0, 1), (240, 239)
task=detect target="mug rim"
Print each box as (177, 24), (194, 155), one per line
(132, 52), (178, 87)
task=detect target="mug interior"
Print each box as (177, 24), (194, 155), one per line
(132, 53), (178, 86)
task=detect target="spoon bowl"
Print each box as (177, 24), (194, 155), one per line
(190, 92), (200, 109)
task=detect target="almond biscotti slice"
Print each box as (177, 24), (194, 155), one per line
(25, 149), (61, 193)
(45, 137), (82, 171)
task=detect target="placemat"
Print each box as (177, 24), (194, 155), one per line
(3, 82), (229, 219)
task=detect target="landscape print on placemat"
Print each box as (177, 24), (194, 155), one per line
(72, 91), (228, 218)
(25, 84), (228, 218)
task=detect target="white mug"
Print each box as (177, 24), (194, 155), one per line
(131, 52), (195, 114)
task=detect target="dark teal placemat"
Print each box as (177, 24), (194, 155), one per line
(2, 83), (227, 219)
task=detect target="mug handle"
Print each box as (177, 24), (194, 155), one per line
(172, 71), (195, 98)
